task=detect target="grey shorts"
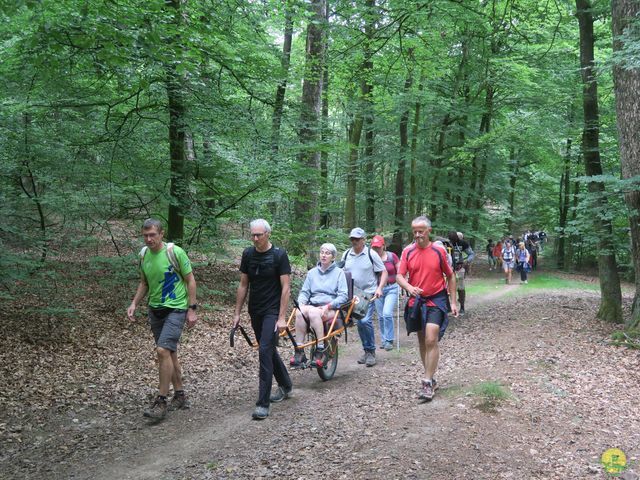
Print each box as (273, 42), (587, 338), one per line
(148, 308), (187, 352)
(455, 267), (466, 290)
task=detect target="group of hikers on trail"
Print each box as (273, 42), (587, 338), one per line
(486, 230), (544, 285)
(128, 216), (542, 421)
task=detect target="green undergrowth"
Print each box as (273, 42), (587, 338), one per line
(610, 329), (640, 350)
(467, 272), (599, 298)
(469, 381), (512, 411)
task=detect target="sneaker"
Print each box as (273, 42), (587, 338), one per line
(365, 351), (376, 367)
(524, 280), (528, 284)
(168, 392), (190, 411)
(384, 341), (394, 351)
(459, 308), (465, 316)
(419, 380), (434, 401)
(252, 405), (270, 420)
(290, 350), (307, 368)
(357, 352), (367, 364)
(270, 386), (292, 403)
(312, 347), (326, 367)
(143, 396), (167, 419)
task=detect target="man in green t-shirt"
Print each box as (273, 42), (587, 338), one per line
(127, 219), (198, 419)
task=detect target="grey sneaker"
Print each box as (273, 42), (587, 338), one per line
(357, 352), (367, 364)
(384, 341), (394, 351)
(270, 386), (292, 403)
(168, 393), (190, 411)
(143, 396), (167, 419)
(365, 351), (376, 367)
(252, 405), (270, 420)
(419, 380), (434, 401)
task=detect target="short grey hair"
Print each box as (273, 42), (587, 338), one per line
(250, 218), (272, 233)
(319, 243), (337, 258)
(411, 215), (432, 228)
(142, 218), (164, 232)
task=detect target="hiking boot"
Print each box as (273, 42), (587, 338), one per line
(252, 405), (270, 420)
(365, 351), (376, 367)
(459, 308), (465, 316)
(384, 341), (394, 351)
(419, 380), (434, 402)
(270, 386), (292, 403)
(357, 352), (367, 364)
(290, 350), (307, 368)
(143, 396), (167, 419)
(168, 392), (190, 411)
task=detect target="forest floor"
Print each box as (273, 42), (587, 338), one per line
(1, 255), (639, 480)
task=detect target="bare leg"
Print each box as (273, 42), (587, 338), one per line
(170, 351), (184, 391)
(417, 324), (440, 379)
(157, 347), (174, 396)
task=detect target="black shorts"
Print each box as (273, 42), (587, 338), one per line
(424, 306), (445, 328)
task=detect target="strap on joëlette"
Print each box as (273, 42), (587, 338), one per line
(229, 325), (254, 347)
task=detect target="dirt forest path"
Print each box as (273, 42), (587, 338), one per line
(6, 265), (640, 480)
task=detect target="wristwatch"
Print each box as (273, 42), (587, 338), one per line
(189, 304), (198, 311)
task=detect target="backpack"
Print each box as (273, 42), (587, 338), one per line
(404, 243), (446, 274)
(339, 245), (374, 268)
(502, 246), (514, 262)
(139, 243), (182, 280)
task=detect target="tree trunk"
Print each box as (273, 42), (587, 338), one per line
(319, 61), (330, 229)
(612, 0), (640, 329)
(364, 120), (376, 232)
(271, 1), (294, 154)
(409, 79), (423, 218)
(507, 147), (518, 236)
(391, 71), (412, 252)
(576, 0), (623, 323)
(557, 104), (574, 269)
(292, 0), (326, 258)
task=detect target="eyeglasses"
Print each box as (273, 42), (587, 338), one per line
(250, 232), (266, 238)
(349, 237), (363, 242)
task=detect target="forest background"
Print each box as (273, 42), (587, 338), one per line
(1, 0), (639, 330)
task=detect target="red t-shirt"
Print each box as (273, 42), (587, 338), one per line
(398, 242), (452, 306)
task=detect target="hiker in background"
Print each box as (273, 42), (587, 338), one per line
(370, 235), (400, 351)
(127, 218), (198, 419)
(447, 231), (475, 315)
(501, 238), (516, 285)
(396, 216), (458, 402)
(232, 219), (293, 420)
(492, 239), (503, 271)
(526, 236), (538, 270)
(486, 239), (496, 271)
(291, 243), (348, 367)
(341, 228), (387, 367)
(516, 242), (532, 284)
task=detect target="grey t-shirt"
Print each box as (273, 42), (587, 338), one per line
(342, 246), (385, 295)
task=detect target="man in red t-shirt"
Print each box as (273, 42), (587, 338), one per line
(396, 216), (458, 402)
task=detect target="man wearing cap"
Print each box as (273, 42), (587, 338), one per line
(341, 227), (387, 366)
(370, 235), (400, 351)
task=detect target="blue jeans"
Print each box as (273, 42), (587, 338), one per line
(357, 301), (376, 353)
(375, 283), (398, 344)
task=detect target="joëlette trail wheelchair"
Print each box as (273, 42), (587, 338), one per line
(230, 273), (370, 381)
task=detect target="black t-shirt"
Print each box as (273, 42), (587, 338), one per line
(240, 245), (291, 316)
(451, 240), (471, 266)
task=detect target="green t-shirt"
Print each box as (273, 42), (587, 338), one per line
(140, 244), (193, 309)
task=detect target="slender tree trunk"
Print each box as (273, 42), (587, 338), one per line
(409, 79), (423, 218)
(344, 0), (375, 230)
(293, 0), (326, 258)
(576, 0), (623, 323)
(391, 71), (412, 252)
(319, 61), (330, 229)
(364, 120), (375, 232)
(612, 0), (640, 328)
(507, 147), (518, 236)
(271, 1), (294, 153)
(557, 104), (574, 268)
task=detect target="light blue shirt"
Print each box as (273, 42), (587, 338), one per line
(298, 261), (349, 308)
(342, 246), (385, 295)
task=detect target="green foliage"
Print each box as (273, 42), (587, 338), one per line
(469, 381), (512, 411)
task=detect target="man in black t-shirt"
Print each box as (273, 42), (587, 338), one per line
(447, 231), (475, 315)
(233, 219), (293, 420)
